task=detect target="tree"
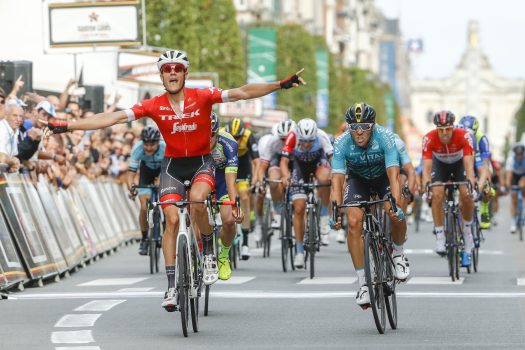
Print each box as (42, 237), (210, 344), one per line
(145, 0), (245, 87)
(275, 24), (318, 120)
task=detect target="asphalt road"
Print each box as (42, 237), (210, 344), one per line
(2, 198), (525, 349)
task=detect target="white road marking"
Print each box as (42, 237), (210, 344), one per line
(14, 290), (525, 300)
(55, 347), (101, 350)
(404, 249), (503, 255)
(117, 287), (154, 292)
(407, 277), (465, 285)
(516, 278), (525, 286)
(77, 278), (148, 287)
(51, 330), (94, 344)
(298, 277), (357, 285)
(216, 276), (256, 285)
(55, 314), (102, 328)
(74, 300), (126, 312)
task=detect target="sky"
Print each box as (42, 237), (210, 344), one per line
(375, 0), (525, 80)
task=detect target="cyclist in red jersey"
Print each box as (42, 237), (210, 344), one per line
(43, 49), (306, 311)
(421, 110), (477, 266)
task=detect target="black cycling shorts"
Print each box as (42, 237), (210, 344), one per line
(343, 172), (391, 204)
(290, 157), (330, 200)
(159, 155), (215, 208)
(237, 154), (252, 181)
(511, 173), (525, 186)
(139, 162), (160, 187)
(431, 158), (466, 182)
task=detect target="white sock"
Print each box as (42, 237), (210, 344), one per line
(435, 226), (445, 239)
(392, 242), (404, 257)
(356, 268), (366, 287)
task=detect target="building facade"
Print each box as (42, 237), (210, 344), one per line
(410, 21), (525, 160)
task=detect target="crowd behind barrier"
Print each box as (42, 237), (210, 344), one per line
(0, 76), (144, 292)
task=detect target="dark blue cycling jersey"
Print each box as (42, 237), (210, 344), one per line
(128, 140), (166, 172)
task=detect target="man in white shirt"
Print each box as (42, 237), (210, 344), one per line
(0, 101), (24, 172)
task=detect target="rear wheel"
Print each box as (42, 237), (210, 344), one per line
(364, 230), (386, 334)
(149, 206), (160, 274)
(262, 198), (272, 257)
(176, 235), (189, 337)
(446, 212), (457, 282)
(204, 285), (210, 316)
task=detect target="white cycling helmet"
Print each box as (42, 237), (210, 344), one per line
(274, 120), (297, 139)
(297, 118), (317, 141)
(157, 50), (190, 71)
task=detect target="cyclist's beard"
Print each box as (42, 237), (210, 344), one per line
(164, 77), (185, 95)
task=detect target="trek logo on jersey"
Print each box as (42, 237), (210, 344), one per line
(160, 109), (201, 121)
(171, 122), (197, 134)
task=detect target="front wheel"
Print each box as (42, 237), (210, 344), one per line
(364, 231), (386, 334)
(176, 235), (189, 337)
(384, 246), (397, 330)
(190, 238), (200, 333)
(307, 209), (317, 279)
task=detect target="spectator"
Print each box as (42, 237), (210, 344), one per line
(0, 87), (6, 119)
(0, 101), (24, 172)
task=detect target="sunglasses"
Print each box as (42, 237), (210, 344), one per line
(161, 63), (187, 74)
(299, 139), (315, 143)
(349, 123), (374, 132)
(437, 126), (453, 133)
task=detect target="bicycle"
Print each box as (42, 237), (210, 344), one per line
(510, 185), (524, 241)
(280, 184), (295, 272)
(152, 181), (237, 337)
(332, 194), (399, 334)
(426, 181), (473, 281)
(290, 180), (331, 279)
(132, 184), (163, 275)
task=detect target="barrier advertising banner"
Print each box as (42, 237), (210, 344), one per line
(0, 175), (57, 279)
(0, 201), (27, 288)
(22, 177), (68, 273)
(37, 179), (85, 268)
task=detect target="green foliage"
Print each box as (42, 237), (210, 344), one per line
(145, 0), (245, 87)
(275, 24), (318, 120)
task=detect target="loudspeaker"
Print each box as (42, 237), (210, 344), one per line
(81, 85), (104, 113)
(0, 61), (33, 97)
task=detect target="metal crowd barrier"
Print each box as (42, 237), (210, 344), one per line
(0, 172), (140, 291)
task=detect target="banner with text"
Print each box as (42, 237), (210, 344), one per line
(247, 28), (277, 109)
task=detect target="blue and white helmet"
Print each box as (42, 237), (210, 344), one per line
(297, 118), (317, 141)
(157, 50), (190, 71)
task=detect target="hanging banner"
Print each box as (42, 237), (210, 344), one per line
(315, 50), (329, 128)
(247, 28), (277, 109)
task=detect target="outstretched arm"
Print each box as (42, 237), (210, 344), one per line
(227, 68), (306, 102)
(43, 110), (128, 134)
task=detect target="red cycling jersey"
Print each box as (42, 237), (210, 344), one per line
(422, 128), (474, 164)
(125, 87), (227, 158)
(281, 130), (297, 156)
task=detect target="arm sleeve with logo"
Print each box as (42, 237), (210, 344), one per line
(478, 135), (491, 160)
(461, 131), (475, 156)
(422, 132), (434, 160)
(394, 135), (411, 165)
(128, 141), (144, 172)
(379, 129), (400, 169)
(258, 135), (272, 162)
(202, 87), (228, 104)
(125, 97), (156, 122)
(281, 131), (296, 157)
(331, 136), (347, 175)
(220, 134), (239, 173)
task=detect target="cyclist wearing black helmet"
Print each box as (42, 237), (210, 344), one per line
(127, 125), (165, 255)
(421, 110), (477, 266)
(505, 143), (525, 233)
(331, 102), (407, 308)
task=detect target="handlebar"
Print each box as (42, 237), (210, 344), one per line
(331, 194), (398, 223)
(425, 180), (473, 196)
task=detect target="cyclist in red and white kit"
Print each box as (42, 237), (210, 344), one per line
(43, 49), (306, 311)
(421, 111), (477, 264)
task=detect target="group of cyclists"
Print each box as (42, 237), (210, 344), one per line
(42, 48), (522, 313)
